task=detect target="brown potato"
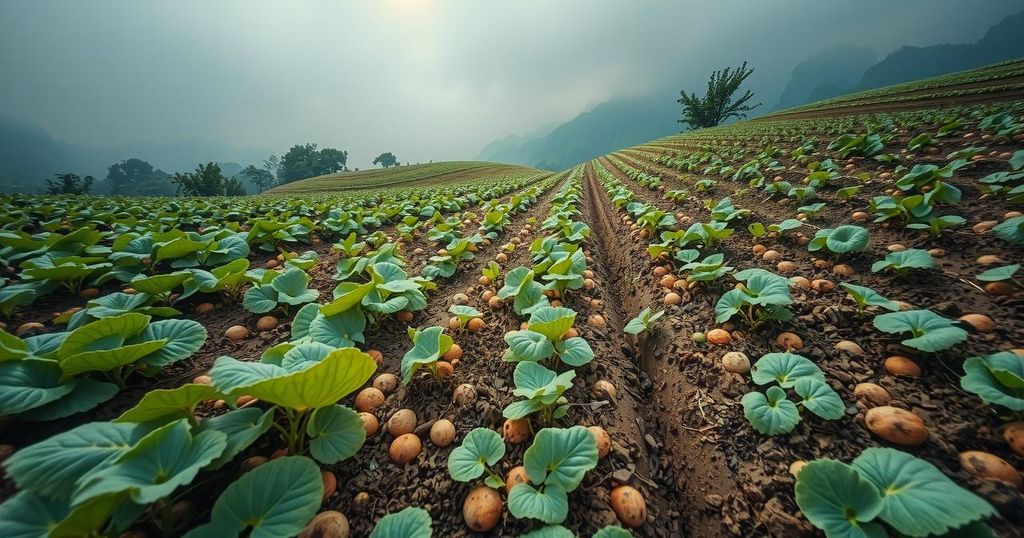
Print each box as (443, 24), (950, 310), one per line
(959, 314), (995, 333)
(588, 426), (611, 459)
(225, 325), (249, 340)
(865, 406), (928, 446)
(194, 302), (216, 314)
(358, 412), (379, 437)
(354, 387), (385, 413)
(721, 351), (750, 374)
(239, 455), (267, 474)
(775, 332), (803, 350)
(435, 361), (455, 378)
(321, 470), (337, 503)
(505, 465), (529, 493)
(463, 486), (503, 532)
(960, 451), (1023, 487)
(256, 315), (279, 331)
(443, 344), (463, 362)
(387, 409), (417, 437)
(298, 511), (349, 538)
(884, 356), (921, 378)
(663, 292), (682, 306)
(367, 349), (384, 365)
(372, 373), (399, 395)
(453, 383), (477, 406)
(853, 383), (890, 407)
(503, 418), (531, 444)
(467, 318), (486, 332)
(593, 380), (617, 400)
(835, 340), (865, 356)
(1003, 422), (1024, 457)
(610, 485), (647, 528)
(389, 433), (421, 465)
(706, 328), (731, 345)
(430, 419), (456, 447)
(395, 310), (414, 323)
(588, 314), (606, 328)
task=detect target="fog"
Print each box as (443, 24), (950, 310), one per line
(1, 0), (1019, 168)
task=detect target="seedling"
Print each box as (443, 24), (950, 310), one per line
(508, 426), (598, 524)
(447, 427), (506, 488)
(624, 306), (665, 336)
(870, 248), (934, 275)
(961, 351), (1024, 412)
(873, 309), (967, 352)
(742, 352), (843, 435)
(839, 283), (899, 315)
(715, 268), (793, 329)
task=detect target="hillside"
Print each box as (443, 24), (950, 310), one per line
(265, 161), (545, 194)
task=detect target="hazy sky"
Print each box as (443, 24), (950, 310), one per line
(1, 0), (1020, 168)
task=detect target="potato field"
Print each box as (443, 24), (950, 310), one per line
(1, 62), (1024, 538)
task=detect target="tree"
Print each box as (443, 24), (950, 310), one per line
(278, 143), (349, 183)
(46, 173), (94, 195)
(678, 62), (761, 130)
(372, 152), (399, 168)
(263, 155), (280, 184)
(170, 162), (245, 196)
(106, 158), (155, 193)
(241, 164), (276, 192)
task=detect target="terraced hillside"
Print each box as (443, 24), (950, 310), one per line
(0, 62), (1022, 538)
(267, 161), (545, 194)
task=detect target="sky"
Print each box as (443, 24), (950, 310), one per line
(0, 0), (1020, 169)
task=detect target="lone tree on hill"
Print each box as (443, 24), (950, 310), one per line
(373, 152), (399, 168)
(678, 61), (761, 130)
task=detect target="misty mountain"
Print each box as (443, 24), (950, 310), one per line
(0, 115), (273, 193)
(477, 97), (680, 172)
(858, 11), (1024, 89)
(774, 44), (877, 110)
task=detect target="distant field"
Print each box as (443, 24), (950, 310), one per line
(761, 57), (1024, 120)
(266, 161), (545, 194)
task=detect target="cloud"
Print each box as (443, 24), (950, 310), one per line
(0, 0), (1019, 168)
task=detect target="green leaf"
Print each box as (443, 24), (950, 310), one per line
(130, 271), (191, 295)
(961, 353), (1024, 411)
(508, 483), (569, 524)
(528, 306), (577, 341)
(114, 383), (220, 424)
(307, 404), (366, 464)
(794, 377), (845, 420)
(751, 352), (824, 388)
(852, 447), (994, 537)
(197, 407), (275, 469)
(448, 304), (483, 324)
(73, 419), (226, 505)
(447, 427), (505, 482)
(555, 337), (594, 367)
(20, 378), (119, 421)
(131, 318), (208, 373)
(370, 506), (433, 538)
(976, 264), (1019, 282)
(59, 339), (167, 379)
(503, 330), (555, 363)
(57, 312), (149, 358)
(401, 326), (451, 384)
(795, 460), (885, 538)
(308, 308), (367, 347)
(271, 267), (319, 305)
(873, 310), (968, 352)
(243, 285), (279, 314)
(523, 426), (598, 491)
(183, 456), (322, 538)
(1010, 149), (1024, 171)
(593, 526), (634, 538)
(321, 281), (374, 316)
(742, 386), (800, 435)
(840, 283), (900, 312)
(0, 359), (75, 415)
(0, 492), (73, 538)
(3, 421), (150, 499)
(211, 347), (376, 412)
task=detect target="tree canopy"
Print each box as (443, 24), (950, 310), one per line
(278, 143), (348, 183)
(373, 152), (399, 168)
(241, 164), (276, 192)
(171, 162), (246, 196)
(46, 173), (94, 195)
(678, 61), (761, 130)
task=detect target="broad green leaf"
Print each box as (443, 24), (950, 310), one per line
(4, 421), (150, 499)
(115, 383), (220, 424)
(73, 419), (227, 505)
(961, 354), (1024, 411)
(873, 310), (968, 352)
(795, 460), (885, 538)
(243, 285), (279, 314)
(523, 426), (598, 491)
(751, 352), (823, 387)
(556, 337), (594, 367)
(197, 407), (275, 469)
(593, 526), (634, 538)
(852, 447), (994, 537)
(447, 427), (505, 482)
(57, 313), (150, 357)
(840, 283), (900, 312)
(211, 348), (376, 412)
(520, 525), (575, 538)
(321, 281), (374, 316)
(130, 272), (191, 295)
(280, 341), (335, 370)
(308, 308), (367, 347)
(132, 318), (208, 373)
(794, 377), (845, 420)
(59, 339), (167, 379)
(370, 506), (433, 538)
(307, 404), (366, 464)
(742, 386), (800, 435)
(0, 359), (74, 415)
(271, 268), (319, 305)
(528, 306), (576, 341)
(508, 483), (569, 524)
(183, 456), (322, 538)
(0, 491), (72, 538)
(19, 378), (119, 421)
(976, 264), (1019, 282)
(503, 330), (555, 363)
(825, 225), (870, 254)
(401, 326), (451, 384)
